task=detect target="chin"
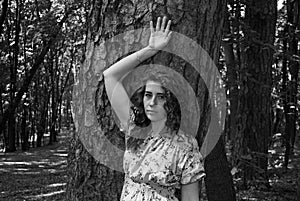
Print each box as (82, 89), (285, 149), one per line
(147, 116), (165, 123)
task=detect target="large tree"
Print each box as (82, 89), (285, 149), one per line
(67, 0), (235, 200)
(233, 0), (277, 187)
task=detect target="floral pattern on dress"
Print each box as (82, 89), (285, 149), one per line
(120, 121), (206, 201)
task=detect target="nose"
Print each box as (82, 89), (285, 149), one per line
(149, 96), (157, 106)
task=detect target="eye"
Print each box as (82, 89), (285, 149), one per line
(144, 93), (152, 98)
(157, 94), (166, 100)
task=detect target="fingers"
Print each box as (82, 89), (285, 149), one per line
(150, 20), (154, 34)
(160, 16), (167, 31)
(155, 17), (161, 31)
(166, 31), (172, 42)
(155, 16), (171, 33)
(165, 20), (171, 33)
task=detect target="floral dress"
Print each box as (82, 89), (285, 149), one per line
(120, 122), (205, 201)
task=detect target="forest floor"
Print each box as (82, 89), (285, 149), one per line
(0, 130), (69, 201)
(0, 130), (299, 201)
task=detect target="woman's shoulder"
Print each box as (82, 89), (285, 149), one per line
(172, 130), (199, 151)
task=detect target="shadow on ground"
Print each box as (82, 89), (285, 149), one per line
(0, 132), (69, 201)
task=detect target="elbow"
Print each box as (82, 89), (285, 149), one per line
(103, 69), (109, 79)
(103, 69), (118, 82)
(103, 70), (113, 82)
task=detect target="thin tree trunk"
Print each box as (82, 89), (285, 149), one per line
(29, 104), (35, 148)
(222, 6), (239, 171)
(58, 61), (73, 133)
(49, 50), (56, 145)
(21, 106), (29, 151)
(7, 0), (21, 152)
(286, 0), (299, 154)
(0, 84), (4, 149)
(297, 175), (300, 201)
(0, 0), (8, 36)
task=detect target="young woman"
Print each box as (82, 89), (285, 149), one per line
(103, 16), (205, 201)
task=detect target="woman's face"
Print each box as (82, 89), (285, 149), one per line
(143, 80), (167, 123)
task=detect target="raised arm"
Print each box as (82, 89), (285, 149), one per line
(103, 16), (172, 130)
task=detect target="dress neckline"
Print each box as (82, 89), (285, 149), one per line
(148, 126), (173, 139)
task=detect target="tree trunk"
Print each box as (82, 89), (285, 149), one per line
(236, 0), (277, 187)
(0, 0), (8, 35)
(205, 138), (236, 201)
(67, 0), (235, 200)
(6, 0), (21, 152)
(222, 5), (240, 170)
(21, 106), (29, 151)
(222, 7), (238, 144)
(297, 175), (300, 201)
(49, 50), (57, 145)
(0, 84), (4, 149)
(37, 90), (50, 147)
(286, 0), (299, 155)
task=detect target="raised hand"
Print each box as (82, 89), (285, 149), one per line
(148, 16), (172, 50)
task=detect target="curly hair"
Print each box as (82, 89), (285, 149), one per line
(127, 79), (181, 151)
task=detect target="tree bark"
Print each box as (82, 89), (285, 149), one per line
(21, 106), (30, 151)
(297, 175), (300, 201)
(223, 8), (238, 143)
(286, 0), (299, 155)
(6, 0), (21, 152)
(0, 0), (8, 36)
(49, 49), (57, 145)
(236, 0), (277, 186)
(67, 0), (235, 200)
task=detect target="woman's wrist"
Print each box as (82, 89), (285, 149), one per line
(136, 46), (159, 63)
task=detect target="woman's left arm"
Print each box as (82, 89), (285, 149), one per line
(181, 181), (200, 201)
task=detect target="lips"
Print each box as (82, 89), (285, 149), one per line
(146, 110), (157, 114)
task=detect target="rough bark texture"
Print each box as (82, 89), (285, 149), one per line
(297, 176), (300, 201)
(235, 0), (277, 185)
(67, 0), (235, 200)
(285, 0), (299, 157)
(0, 0), (8, 36)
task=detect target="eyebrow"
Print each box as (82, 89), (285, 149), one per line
(145, 91), (165, 95)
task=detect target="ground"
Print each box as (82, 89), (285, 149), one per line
(0, 132), (68, 201)
(0, 130), (299, 201)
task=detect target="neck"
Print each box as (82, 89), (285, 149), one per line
(151, 119), (166, 136)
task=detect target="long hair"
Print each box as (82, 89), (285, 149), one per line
(127, 79), (181, 151)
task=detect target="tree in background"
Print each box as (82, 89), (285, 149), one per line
(232, 0), (277, 187)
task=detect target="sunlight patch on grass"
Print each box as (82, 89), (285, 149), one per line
(25, 189), (65, 199)
(44, 168), (65, 173)
(48, 160), (67, 166)
(53, 153), (68, 157)
(47, 183), (66, 188)
(0, 161), (47, 165)
(14, 168), (30, 171)
(12, 171), (40, 175)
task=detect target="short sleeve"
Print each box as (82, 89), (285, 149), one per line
(180, 138), (205, 185)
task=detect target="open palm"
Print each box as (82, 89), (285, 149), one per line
(148, 16), (172, 50)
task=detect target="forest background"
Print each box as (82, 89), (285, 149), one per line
(0, 0), (299, 200)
